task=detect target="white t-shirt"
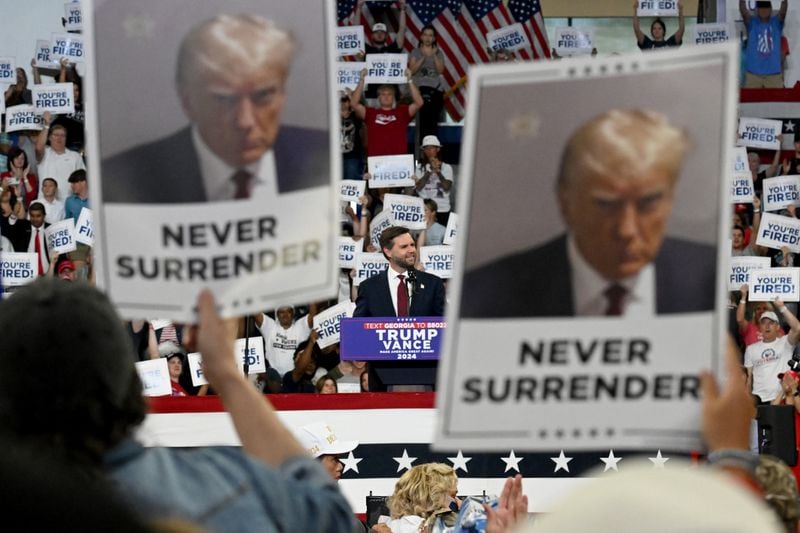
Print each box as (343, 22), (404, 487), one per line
(257, 313), (311, 376)
(744, 335), (795, 402)
(38, 146), (85, 200)
(414, 161), (453, 212)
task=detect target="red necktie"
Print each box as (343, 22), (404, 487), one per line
(232, 169), (253, 199)
(604, 284), (627, 316)
(34, 229), (44, 276)
(397, 274), (409, 316)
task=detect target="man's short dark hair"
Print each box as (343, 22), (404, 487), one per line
(42, 177), (58, 188)
(733, 225), (745, 234)
(379, 226), (411, 252)
(28, 201), (46, 215)
(68, 169), (86, 183)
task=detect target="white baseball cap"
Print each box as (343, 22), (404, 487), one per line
(295, 422), (358, 458)
(421, 135), (441, 147)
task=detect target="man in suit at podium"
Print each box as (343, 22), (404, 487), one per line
(354, 226), (445, 391)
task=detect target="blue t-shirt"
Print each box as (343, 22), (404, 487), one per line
(745, 15), (784, 75)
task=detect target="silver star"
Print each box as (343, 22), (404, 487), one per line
(341, 451), (363, 474)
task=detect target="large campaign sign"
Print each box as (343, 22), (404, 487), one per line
(383, 193), (426, 230)
(368, 154), (415, 188)
(313, 300), (356, 349)
(135, 358), (171, 397)
(365, 53), (407, 84)
(0, 58), (15, 83)
(4, 105), (44, 133)
(728, 256), (771, 291)
(693, 23), (731, 45)
(757, 212), (800, 253)
(336, 26), (364, 56)
(738, 117), (782, 150)
(420, 245), (454, 279)
(45, 218), (77, 254)
(50, 33), (85, 62)
(32, 83), (75, 115)
(353, 252), (389, 286)
(486, 24), (530, 53)
(340, 316), (446, 361)
(554, 27), (594, 56)
(763, 176), (800, 212)
(748, 267), (800, 302)
(339, 236), (360, 269)
(338, 62), (366, 91)
(0, 253), (38, 287)
(637, 0), (679, 16)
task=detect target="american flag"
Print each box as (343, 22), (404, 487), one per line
(507, 0), (551, 60)
(338, 0), (552, 122)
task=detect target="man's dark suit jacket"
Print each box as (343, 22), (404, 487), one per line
(101, 125), (329, 203)
(0, 218), (50, 254)
(461, 235), (716, 318)
(354, 269), (446, 318)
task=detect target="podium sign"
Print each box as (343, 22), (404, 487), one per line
(340, 316), (446, 361)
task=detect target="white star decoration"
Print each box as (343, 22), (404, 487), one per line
(341, 451), (363, 474)
(393, 449), (417, 472)
(551, 450), (572, 473)
(501, 450), (523, 473)
(786, 121), (795, 133)
(649, 450), (669, 468)
(600, 450), (621, 472)
(448, 450), (472, 473)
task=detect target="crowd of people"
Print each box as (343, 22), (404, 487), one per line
(3, 0), (800, 531)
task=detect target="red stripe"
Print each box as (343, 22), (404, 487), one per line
(148, 392), (436, 413)
(528, 17), (552, 59)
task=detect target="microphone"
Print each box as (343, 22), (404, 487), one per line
(406, 268), (418, 295)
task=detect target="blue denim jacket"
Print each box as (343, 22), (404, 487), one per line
(105, 440), (354, 532)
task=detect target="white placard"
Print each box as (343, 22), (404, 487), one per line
(50, 33), (85, 62)
(337, 61), (367, 91)
(4, 105), (44, 133)
(236, 337), (267, 375)
(435, 44), (737, 452)
(74, 207), (94, 245)
(0, 252), (38, 286)
(382, 193), (426, 230)
(44, 218), (77, 254)
(756, 212), (800, 253)
(353, 252), (388, 286)
(693, 23), (731, 45)
(187, 352), (207, 387)
(34, 39), (60, 69)
(90, 0), (339, 322)
(339, 236), (360, 268)
(369, 209), (394, 250)
(337, 26), (364, 56)
(486, 23), (531, 53)
(0, 91), (4, 115)
(730, 173), (754, 204)
(732, 146), (749, 174)
(365, 53), (408, 84)
(135, 358), (171, 397)
(367, 154), (415, 188)
(728, 255), (771, 291)
(637, 0), (679, 16)
(0, 57), (15, 84)
(443, 212), (458, 245)
(738, 117), (782, 150)
(420, 245), (454, 279)
(748, 267), (800, 302)
(32, 83), (75, 115)
(340, 179), (366, 202)
(553, 27), (594, 56)
(763, 175), (800, 212)
(64, 2), (83, 31)
(313, 300), (356, 348)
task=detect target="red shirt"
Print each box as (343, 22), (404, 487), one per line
(365, 105), (411, 156)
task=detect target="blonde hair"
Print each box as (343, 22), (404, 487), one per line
(557, 109), (690, 191)
(387, 463), (457, 519)
(176, 14), (295, 88)
(755, 455), (800, 527)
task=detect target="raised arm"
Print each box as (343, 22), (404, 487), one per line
(35, 112), (52, 163)
(632, 1), (646, 45)
(765, 135), (783, 178)
(739, 0), (751, 26)
(406, 68), (424, 117)
(350, 68), (367, 120)
(780, 0), (788, 22)
(290, 330), (319, 383)
(674, 1), (686, 44)
(30, 58), (42, 85)
(736, 285), (750, 332)
(396, 0), (407, 49)
(775, 297), (800, 345)
(195, 290), (306, 464)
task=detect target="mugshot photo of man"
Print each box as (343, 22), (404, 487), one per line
(461, 109), (716, 318)
(101, 13), (328, 203)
